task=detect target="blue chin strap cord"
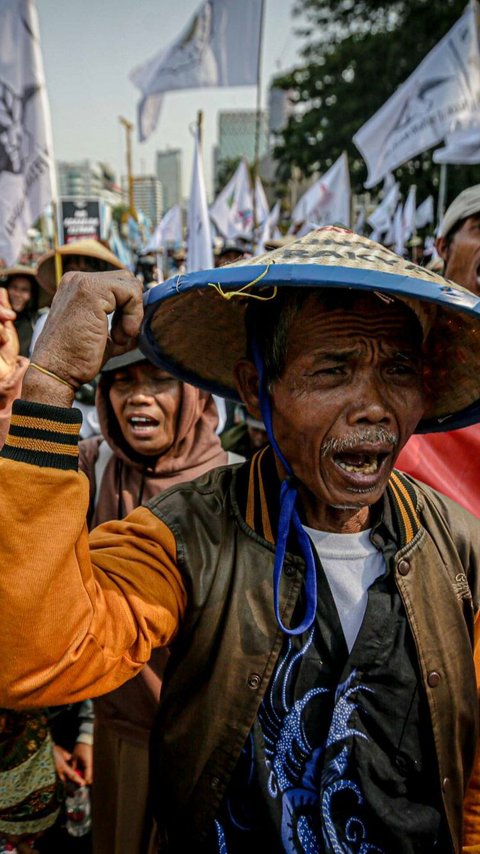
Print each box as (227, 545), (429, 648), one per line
(252, 339), (317, 636)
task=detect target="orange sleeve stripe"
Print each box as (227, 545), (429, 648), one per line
(9, 414), (81, 434)
(5, 435), (79, 456)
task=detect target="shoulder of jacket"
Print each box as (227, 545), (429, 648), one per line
(397, 472), (480, 533)
(146, 461), (243, 514)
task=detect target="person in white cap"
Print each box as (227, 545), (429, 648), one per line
(398, 185), (480, 516)
(436, 184), (480, 295)
(1, 229), (480, 851)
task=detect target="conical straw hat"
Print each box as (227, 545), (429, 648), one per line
(0, 264), (51, 307)
(0, 264), (39, 284)
(37, 239), (124, 294)
(141, 226), (480, 432)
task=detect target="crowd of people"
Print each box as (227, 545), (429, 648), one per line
(0, 186), (480, 854)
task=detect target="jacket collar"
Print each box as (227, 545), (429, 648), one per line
(235, 445), (422, 551)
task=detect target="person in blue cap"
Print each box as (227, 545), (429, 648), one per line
(1, 227), (480, 853)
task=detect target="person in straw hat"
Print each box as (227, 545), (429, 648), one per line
(1, 227), (480, 851)
(36, 238), (125, 295)
(30, 239), (125, 353)
(0, 264), (44, 356)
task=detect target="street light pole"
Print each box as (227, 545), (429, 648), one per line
(119, 116), (137, 219)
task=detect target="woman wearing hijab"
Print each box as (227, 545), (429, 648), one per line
(79, 349), (228, 854)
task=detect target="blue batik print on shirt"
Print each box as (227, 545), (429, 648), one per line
(320, 672), (383, 853)
(258, 629), (384, 853)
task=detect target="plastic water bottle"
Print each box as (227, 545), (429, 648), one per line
(65, 782), (91, 837)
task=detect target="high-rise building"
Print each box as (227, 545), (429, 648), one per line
(132, 175), (164, 226)
(56, 160), (122, 206)
(156, 149), (182, 210)
(217, 110), (268, 165)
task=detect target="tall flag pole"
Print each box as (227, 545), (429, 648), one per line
(51, 201), (62, 285)
(437, 164), (448, 227)
(119, 116), (137, 219)
(251, 0), (266, 251)
(0, 0), (57, 266)
(186, 110), (214, 273)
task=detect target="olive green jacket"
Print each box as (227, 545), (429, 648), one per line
(147, 451), (480, 851)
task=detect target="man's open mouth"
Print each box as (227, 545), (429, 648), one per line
(333, 451), (389, 475)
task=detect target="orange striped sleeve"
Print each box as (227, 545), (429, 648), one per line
(0, 402), (186, 707)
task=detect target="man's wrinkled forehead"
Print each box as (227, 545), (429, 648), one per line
(293, 290), (422, 336)
(283, 291), (423, 363)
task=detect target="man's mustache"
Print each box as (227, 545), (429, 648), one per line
(321, 427), (399, 457)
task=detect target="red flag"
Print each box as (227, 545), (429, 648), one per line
(396, 425), (480, 518)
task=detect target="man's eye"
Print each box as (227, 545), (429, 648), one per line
(309, 366), (346, 377)
(388, 362), (418, 375)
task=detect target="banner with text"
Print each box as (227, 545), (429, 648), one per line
(59, 198), (101, 245)
(353, 4), (480, 187)
(0, 0), (56, 265)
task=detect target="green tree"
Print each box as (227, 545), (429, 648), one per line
(274, 0), (480, 205)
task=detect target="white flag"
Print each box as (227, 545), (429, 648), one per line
(353, 4), (480, 187)
(186, 127), (213, 273)
(415, 195), (434, 228)
(402, 185), (417, 244)
(394, 204), (405, 256)
(367, 181), (400, 233)
(433, 123), (480, 164)
(0, 0), (56, 265)
(254, 175), (270, 230)
(290, 153), (351, 234)
(257, 200), (281, 254)
(210, 159), (254, 239)
(383, 172), (396, 192)
(131, 0), (263, 141)
(144, 205), (183, 253)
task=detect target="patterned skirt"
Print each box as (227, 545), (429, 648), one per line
(0, 709), (61, 838)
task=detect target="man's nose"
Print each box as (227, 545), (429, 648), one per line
(345, 370), (392, 426)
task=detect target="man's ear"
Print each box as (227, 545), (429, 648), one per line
(435, 235), (448, 263)
(233, 359), (262, 421)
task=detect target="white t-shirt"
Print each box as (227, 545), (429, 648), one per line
(303, 526), (386, 653)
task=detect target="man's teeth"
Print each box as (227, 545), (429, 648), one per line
(336, 455), (380, 474)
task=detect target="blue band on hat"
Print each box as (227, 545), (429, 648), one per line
(252, 339), (318, 637)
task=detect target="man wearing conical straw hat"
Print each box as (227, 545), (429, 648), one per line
(1, 227), (480, 851)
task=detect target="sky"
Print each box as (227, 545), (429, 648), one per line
(36, 0), (303, 200)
